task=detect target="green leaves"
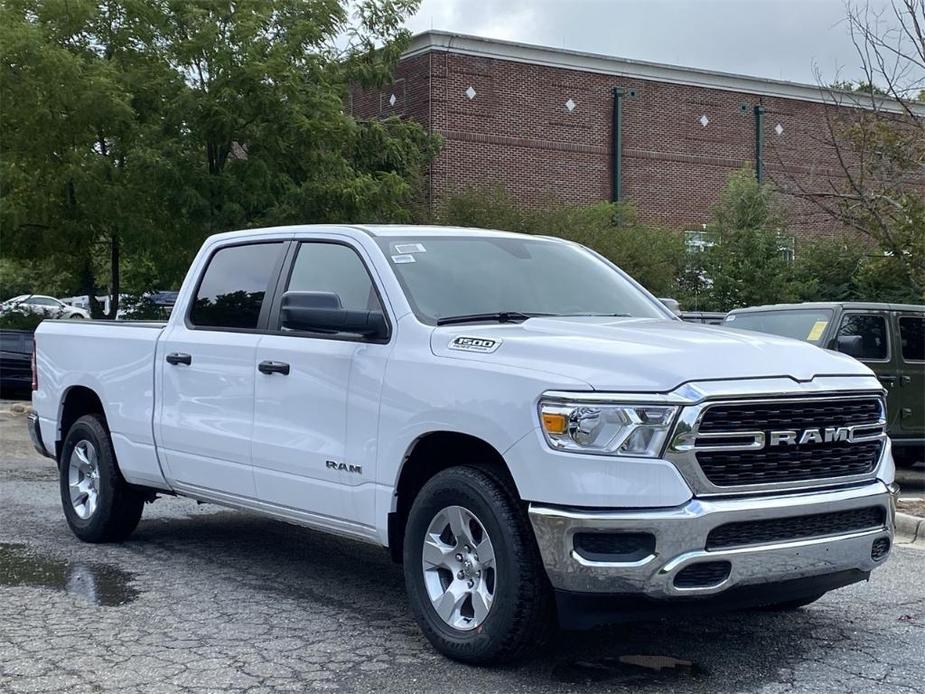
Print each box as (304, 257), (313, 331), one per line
(1, 0), (436, 312)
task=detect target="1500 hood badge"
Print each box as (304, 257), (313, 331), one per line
(448, 336), (501, 353)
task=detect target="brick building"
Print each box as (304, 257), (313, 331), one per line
(351, 31), (922, 241)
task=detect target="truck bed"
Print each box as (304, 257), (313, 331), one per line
(32, 319), (169, 488)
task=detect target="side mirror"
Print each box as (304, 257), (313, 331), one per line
(280, 291), (387, 340)
(835, 334), (864, 358)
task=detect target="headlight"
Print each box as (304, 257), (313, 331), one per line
(539, 400), (678, 457)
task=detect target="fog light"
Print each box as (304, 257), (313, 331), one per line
(871, 537), (890, 562)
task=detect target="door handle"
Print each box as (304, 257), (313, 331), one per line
(258, 360), (290, 375)
(166, 352), (192, 366)
(878, 375), (896, 387)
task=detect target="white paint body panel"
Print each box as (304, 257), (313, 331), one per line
(32, 225), (888, 553)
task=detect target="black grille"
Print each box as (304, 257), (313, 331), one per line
(707, 506), (886, 550)
(694, 398), (883, 486)
(698, 398), (882, 433)
(674, 561), (731, 588)
(697, 441), (882, 486)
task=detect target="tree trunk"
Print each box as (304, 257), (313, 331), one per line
(106, 234), (120, 319)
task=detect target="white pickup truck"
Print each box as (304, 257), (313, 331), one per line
(29, 225), (897, 663)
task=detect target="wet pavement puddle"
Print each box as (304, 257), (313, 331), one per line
(0, 543), (138, 606)
(553, 654), (705, 684)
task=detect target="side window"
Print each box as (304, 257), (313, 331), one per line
(189, 243), (283, 330)
(899, 316), (924, 362)
(285, 243), (382, 312)
(837, 314), (888, 361)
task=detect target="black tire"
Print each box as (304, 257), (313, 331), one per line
(756, 593), (825, 611)
(59, 413), (144, 542)
(403, 465), (555, 664)
(893, 448), (922, 469)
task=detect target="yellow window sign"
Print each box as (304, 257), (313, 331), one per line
(807, 321), (828, 342)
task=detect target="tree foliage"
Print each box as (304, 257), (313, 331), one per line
(692, 168), (797, 310)
(1, 0), (438, 316)
(440, 166), (920, 312)
(775, 0), (924, 299)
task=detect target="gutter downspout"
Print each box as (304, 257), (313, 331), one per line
(612, 87), (624, 202)
(754, 104), (765, 183)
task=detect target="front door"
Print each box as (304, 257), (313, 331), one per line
(157, 241), (286, 499)
(252, 240), (392, 532)
(835, 311), (900, 430)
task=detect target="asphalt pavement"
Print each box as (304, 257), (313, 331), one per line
(1, 402), (923, 694)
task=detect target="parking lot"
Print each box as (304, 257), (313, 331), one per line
(1, 402), (923, 694)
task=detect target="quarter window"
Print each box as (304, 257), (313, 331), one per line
(899, 316), (924, 361)
(189, 243), (283, 330)
(837, 314), (888, 361)
(285, 243), (382, 312)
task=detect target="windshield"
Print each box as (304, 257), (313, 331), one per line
(724, 309), (834, 345)
(376, 235), (669, 325)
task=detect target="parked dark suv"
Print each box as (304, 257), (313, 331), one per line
(723, 302), (924, 468)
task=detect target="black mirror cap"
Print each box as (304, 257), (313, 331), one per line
(836, 334), (864, 358)
(280, 292), (388, 340)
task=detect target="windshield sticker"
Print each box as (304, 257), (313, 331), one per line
(394, 243), (426, 254)
(448, 336), (501, 353)
(391, 254), (416, 264)
(807, 320), (828, 341)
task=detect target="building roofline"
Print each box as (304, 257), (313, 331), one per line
(404, 30), (923, 114)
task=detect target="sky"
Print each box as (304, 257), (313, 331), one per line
(404, 0), (896, 87)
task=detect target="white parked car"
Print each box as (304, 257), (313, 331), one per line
(29, 225), (896, 664)
(2, 294), (90, 320)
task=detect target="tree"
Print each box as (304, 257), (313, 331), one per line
(688, 168), (797, 311)
(1, 0), (439, 316)
(773, 1), (924, 299)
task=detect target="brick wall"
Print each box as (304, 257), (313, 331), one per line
(351, 47), (890, 238)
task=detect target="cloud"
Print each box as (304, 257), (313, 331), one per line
(405, 0), (901, 86)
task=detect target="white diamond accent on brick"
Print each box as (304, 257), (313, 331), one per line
(465, 86), (476, 100)
(565, 98), (576, 112)
(775, 123), (784, 136)
(389, 93), (397, 107)
(699, 114), (710, 127)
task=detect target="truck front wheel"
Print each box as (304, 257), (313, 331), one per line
(59, 414), (144, 542)
(403, 465), (554, 664)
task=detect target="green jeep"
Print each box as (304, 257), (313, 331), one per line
(723, 302), (924, 468)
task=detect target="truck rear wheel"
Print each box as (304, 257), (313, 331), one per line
(59, 414), (144, 542)
(403, 465), (554, 664)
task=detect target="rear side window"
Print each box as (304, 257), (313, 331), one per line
(189, 243), (283, 329)
(899, 316), (924, 361)
(286, 242), (382, 311)
(837, 314), (888, 360)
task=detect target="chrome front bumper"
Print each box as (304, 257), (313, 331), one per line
(529, 481), (896, 596)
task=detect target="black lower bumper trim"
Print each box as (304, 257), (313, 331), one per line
(555, 569), (869, 630)
(27, 412), (53, 459)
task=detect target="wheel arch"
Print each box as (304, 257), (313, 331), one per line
(387, 431), (518, 563)
(56, 385), (107, 460)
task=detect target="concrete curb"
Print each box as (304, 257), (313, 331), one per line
(895, 512), (925, 547)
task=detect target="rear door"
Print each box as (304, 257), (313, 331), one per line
(835, 310), (899, 430)
(251, 239), (392, 531)
(156, 241), (286, 499)
(895, 312), (924, 440)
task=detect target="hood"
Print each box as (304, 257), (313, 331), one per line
(430, 317), (872, 392)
